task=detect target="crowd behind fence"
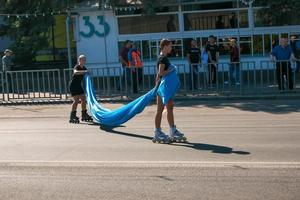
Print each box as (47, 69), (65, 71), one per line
(0, 60), (299, 102)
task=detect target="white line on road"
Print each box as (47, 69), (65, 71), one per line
(0, 161), (299, 168)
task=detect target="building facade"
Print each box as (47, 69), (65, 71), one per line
(72, 0), (300, 69)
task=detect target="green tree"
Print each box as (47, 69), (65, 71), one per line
(255, 0), (300, 26)
(0, 0), (82, 67)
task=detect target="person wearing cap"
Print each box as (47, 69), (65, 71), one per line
(2, 49), (13, 72)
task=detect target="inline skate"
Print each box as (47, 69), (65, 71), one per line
(69, 111), (80, 124)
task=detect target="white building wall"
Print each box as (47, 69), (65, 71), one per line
(75, 10), (119, 68)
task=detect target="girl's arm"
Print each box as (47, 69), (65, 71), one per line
(156, 64), (174, 85)
(74, 69), (88, 75)
(156, 63), (165, 86)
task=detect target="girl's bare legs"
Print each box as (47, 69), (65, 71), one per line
(155, 95), (164, 129)
(79, 94), (93, 122)
(166, 99), (186, 142)
(79, 95), (87, 111)
(70, 96), (80, 123)
(71, 96), (80, 111)
(166, 99), (175, 128)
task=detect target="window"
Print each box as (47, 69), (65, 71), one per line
(218, 37), (231, 56)
(272, 34), (279, 49)
(182, 2), (234, 12)
(169, 39), (183, 59)
(141, 40), (150, 60)
(150, 40), (158, 60)
(183, 38), (194, 57)
(264, 34), (271, 55)
(240, 37), (251, 55)
(253, 35), (263, 55)
(118, 14), (179, 34)
(183, 10), (248, 31)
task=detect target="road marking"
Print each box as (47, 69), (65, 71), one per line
(0, 161), (299, 168)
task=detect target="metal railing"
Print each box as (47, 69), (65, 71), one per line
(0, 72), (4, 101)
(0, 60), (299, 103)
(3, 69), (62, 101)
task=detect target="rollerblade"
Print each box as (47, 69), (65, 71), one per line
(81, 110), (93, 122)
(152, 128), (171, 144)
(170, 126), (187, 143)
(69, 111), (80, 124)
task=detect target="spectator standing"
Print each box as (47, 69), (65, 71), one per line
(187, 40), (200, 90)
(119, 40), (132, 91)
(206, 35), (219, 85)
(2, 49), (13, 90)
(128, 43), (143, 93)
(229, 39), (240, 85)
(2, 49), (13, 72)
(271, 38), (296, 90)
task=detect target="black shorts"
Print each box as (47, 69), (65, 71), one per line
(69, 83), (84, 97)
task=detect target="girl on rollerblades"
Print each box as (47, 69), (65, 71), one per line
(69, 55), (93, 123)
(153, 39), (187, 143)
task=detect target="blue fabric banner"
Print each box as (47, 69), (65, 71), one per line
(85, 65), (180, 127)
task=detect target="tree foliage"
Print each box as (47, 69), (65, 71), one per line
(0, 0), (83, 67)
(255, 0), (300, 26)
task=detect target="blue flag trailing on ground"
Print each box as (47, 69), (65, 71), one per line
(85, 65), (180, 127)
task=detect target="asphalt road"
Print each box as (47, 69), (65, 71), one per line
(0, 99), (299, 199)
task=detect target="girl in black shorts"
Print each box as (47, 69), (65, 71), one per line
(153, 39), (186, 143)
(69, 55), (93, 123)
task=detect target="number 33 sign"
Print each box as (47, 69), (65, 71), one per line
(80, 16), (110, 38)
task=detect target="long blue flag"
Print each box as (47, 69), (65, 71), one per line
(85, 65), (180, 127)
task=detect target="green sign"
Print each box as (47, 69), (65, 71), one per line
(80, 16), (110, 38)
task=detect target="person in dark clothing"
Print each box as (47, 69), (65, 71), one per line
(153, 38), (186, 143)
(2, 49), (13, 72)
(271, 38), (296, 90)
(187, 40), (200, 90)
(206, 35), (219, 85)
(69, 55), (93, 123)
(229, 39), (240, 85)
(290, 35), (300, 73)
(119, 40), (132, 91)
(2, 49), (13, 92)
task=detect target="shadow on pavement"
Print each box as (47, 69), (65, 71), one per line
(175, 99), (300, 114)
(100, 126), (250, 155)
(100, 125), (153, 140)
(170, 142), (250, 155)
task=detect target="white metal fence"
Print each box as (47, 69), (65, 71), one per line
(0, 60), (299, 102)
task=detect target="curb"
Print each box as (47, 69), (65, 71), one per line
(1, 94), (299, 106)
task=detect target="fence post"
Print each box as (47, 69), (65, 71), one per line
(1, 72), (4, 101)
